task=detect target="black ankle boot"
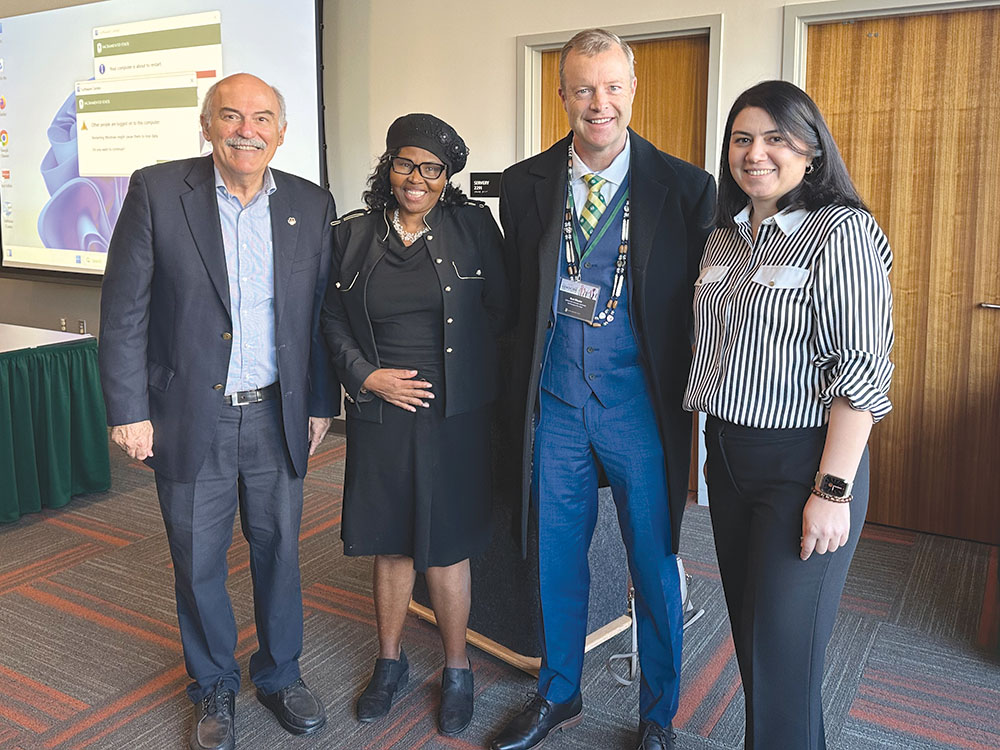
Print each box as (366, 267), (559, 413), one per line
(356, 648), (409, 722)
(438, 664), (474, 735)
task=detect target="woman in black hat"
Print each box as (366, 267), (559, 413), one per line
(321, 113), (508, 734)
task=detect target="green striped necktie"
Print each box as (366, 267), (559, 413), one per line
(580, 173), (608, 240)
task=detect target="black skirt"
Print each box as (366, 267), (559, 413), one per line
(341, 376), (492, 571)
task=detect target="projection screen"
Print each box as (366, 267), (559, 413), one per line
(0, 0), (325, 280)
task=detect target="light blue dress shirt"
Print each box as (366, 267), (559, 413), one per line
(214, 166), (278, 395)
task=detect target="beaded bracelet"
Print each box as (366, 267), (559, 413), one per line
(811, 487), (853, 504)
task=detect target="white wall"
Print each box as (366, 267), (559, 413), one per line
(1, 0), (959, 331)
(324, 0), (797, 211)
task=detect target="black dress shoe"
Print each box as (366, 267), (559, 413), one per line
(256, 678), (327, 735)
(356, 648), (409, 722)
(438, 665), (474, 735)
(490, 692), (583, 750)
(190, 685), (235, 750)
(637, 719), (675, 750)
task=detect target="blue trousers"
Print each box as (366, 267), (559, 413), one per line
(533, 388), (683, 727)
(154, 399), (305, 703)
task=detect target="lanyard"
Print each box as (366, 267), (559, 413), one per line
(563, 143), (631, 326)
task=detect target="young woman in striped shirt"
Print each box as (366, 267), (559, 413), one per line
(684, 80), (893, 750)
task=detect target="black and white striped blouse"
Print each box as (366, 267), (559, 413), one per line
(683, 204), (894, 428)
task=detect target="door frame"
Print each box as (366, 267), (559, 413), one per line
(782, 0), (1000, 84)
(515, 15), (723, 171)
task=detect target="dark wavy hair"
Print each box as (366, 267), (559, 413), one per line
(362, 150), (468, 211)
(716, 80), (866, 228)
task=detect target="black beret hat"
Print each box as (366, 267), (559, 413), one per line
(385, 113), (469, 176)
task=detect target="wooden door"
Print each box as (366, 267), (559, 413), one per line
(806, 9), (1000, 544)
(540, 35), (710, 494)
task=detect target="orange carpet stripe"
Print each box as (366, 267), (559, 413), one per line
(0, 664), (89, 713)
(850, 698), (999, 749)
(46, 510), (144, 540)
(367, 669), (443, 749)
(857, 682), (1000, 729)
(40, 580), (180, 637)
(681, 559), (721, 581)
(840, 594), (891, 616)
(436, 731), (483, 749)
(699, 671), (741, 736)
(68, 629), (260, 750)
(42, 665), (188, 748)
(41, 517), (130, 547)
(306, 444), (347, 469)
(674, 636), (735, 729)
(299, 516), (340, 541)
(866, 668), (1000, 710)
(0, 545), (101, 589)
(0, 703), (49, 734)
(15, 585), (180, 652)
(66, 681), (186, 750)
(46, 627), (258, 749)
(300, 596), (374, 626)
(309, 583), (374, 608)
(303, 477), (344, 491)
(976, 546), (999, 651)
(0, 679), (79, 721)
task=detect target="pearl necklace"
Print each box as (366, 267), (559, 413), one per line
(392, 209), (429, 244)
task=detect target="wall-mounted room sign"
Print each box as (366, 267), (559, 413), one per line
(470, 172), (501, 198)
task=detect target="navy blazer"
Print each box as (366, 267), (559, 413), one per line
(99, 155), (338, 483)
(499, 131), (716, 553)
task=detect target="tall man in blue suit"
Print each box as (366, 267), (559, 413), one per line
(99, 73), (337, 750)
(492, 30), (715, 750)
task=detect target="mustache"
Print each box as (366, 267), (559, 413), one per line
(225, 136), (266, 150)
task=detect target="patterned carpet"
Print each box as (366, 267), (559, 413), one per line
(1, 432), (998, 750)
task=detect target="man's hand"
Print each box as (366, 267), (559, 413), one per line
(308, 417), (332, 455)
(110, 420), (154, 461)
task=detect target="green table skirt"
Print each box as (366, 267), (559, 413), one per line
(0, 338), (111, 522)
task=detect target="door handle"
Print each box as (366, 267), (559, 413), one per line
(979, 302), (1000, 309)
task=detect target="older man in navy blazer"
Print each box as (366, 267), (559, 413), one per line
(99, 73), (337, 750)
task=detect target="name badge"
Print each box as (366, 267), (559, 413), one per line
(557, 277), (600, 324)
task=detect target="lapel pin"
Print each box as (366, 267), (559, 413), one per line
(287, 216), (297, 226)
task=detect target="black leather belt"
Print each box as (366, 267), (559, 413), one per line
(224, 383), (279, 406)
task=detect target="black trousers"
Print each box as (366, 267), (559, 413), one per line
(704, 417), (869, 750)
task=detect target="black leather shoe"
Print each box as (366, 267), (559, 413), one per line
(438, 665), (474, 735)
(356, 648), (409, 722)
(637, 719), (675, 750)
(190, 685), (235, 750)
(256, 678), (327, 735)
(490, 692), (583, 750)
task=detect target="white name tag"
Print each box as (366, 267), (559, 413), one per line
(557, 277), (601, 324)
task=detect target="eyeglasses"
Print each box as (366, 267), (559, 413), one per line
(390, 156), (446, 180)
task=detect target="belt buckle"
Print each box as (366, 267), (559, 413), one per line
(232, 389), (260, 406)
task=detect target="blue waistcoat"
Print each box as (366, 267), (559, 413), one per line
(540, 177), (646, 409)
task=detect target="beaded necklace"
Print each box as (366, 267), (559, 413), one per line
(563, 143), (630, 326)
